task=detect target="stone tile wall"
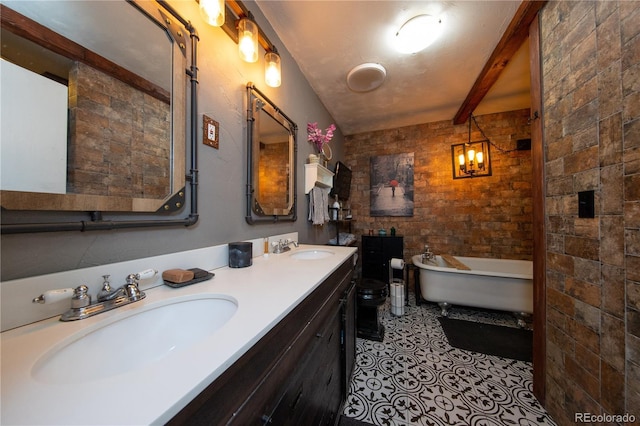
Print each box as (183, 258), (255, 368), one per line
(67, 62), (171, 199)
(540, 1), (639, 423)
(343, 109), (532, 261)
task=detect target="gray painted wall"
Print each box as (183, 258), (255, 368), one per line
(0, 0), (344, 281)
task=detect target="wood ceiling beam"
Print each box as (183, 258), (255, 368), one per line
(452, 1), (547, 125)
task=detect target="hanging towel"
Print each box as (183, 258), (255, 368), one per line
(309, 187), (330, 225)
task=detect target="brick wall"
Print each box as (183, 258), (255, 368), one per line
(540, 1), (639, 423)
(344, 108), (532, 261)
(258, 141), (289, 213)
(67, 62), (171, 199)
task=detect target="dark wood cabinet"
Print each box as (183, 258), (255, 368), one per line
(361, 235), (403, 282)
(341, 279), (357, 396)
(168, 257), (355, 426)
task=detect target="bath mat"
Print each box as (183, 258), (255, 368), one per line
(339, 416), (376, 426)
(438, 317), (533, 362)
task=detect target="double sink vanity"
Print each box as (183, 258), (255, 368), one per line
(0, 2), (357, 424)
(1, 243), (357, 425)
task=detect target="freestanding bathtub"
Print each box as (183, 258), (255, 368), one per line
(411, 254), (533, 324)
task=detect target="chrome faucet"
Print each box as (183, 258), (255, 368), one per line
(271, 239), (298, 254)
(97, 275), (118, 301)
(422, 245), (435, 263)
(33, 269), (156, 321)
(97, 273), (144, 302)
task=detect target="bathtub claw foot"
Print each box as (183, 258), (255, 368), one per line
(438, 302), (451, 317)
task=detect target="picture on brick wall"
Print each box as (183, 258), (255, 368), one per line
(370, 152), (414, 217)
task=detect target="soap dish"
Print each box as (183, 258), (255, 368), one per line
(164, 271), (215, 288)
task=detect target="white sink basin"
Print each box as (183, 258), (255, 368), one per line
(290, 249), (335, 260)
(31, 296), (237, 384)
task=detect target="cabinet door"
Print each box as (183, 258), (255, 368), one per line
(362, 236), (404, 281)
(361, 236), (383, 280)
(267, 301), (342, 425)
(341, 279), (357, 398)
(385, 237), (404, 281)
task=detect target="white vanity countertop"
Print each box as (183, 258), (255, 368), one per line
(0, 244), (357, 425)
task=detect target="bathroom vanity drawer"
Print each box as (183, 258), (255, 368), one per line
(168, 256), (354, 425)
(266, 307), (342, 425)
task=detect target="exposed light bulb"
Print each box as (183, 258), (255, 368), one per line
(265, 51), (281, 87)
(467, 149), (476, 163)
(238, 18), (258, 63)
(199, 0), (225, 26)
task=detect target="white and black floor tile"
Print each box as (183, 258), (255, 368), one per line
(343, 296), (556, 426)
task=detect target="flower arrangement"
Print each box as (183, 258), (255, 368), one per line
(307, 122), (336, 154)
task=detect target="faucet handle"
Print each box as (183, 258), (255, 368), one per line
(126, 269), (158, 285)
(70, 285), (91, 309)
(32, 287), (74, 304)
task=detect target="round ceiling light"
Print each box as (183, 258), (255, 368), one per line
(346, 63), (387, 93)
(395, 14), (442, 54)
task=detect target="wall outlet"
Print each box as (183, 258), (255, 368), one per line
(203, 115), (219, 149)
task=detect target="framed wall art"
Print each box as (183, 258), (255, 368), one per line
(370, 152), (414, 217)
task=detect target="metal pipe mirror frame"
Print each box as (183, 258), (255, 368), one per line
(0, 0), (199, 234)
(245, 83), (297, 224)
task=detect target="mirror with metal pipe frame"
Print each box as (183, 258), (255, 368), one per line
(246, 83), (297, 224)
(0, 0), (199, 234)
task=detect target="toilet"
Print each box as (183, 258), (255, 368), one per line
(356, 278), (387, 341)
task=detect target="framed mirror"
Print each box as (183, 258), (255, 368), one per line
(0, 0), (187, 213)
(246, 84), (297, 223)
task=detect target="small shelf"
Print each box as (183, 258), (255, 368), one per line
(305, 163), (334, 194)
(327, 211), (354, 246)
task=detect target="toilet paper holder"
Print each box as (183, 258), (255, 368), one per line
(388, 257), (405, 283)
(389, 258), (406, 314)
(389, 258), (408, 316)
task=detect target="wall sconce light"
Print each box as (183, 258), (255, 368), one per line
(218, 0), (283, 87)
(199, 0), (225, 26)
(264, 47), (281, 87)
(451, 114), (492, 179)
(238, 14), (259, 63)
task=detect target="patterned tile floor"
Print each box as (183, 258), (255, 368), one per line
(343, 295), (557, 426)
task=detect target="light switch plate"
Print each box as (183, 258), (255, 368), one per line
(578, 190), (595, 218)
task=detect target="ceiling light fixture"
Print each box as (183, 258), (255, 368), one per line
(451, 114), (492, 179)
(346, 63), (387, 93)
(265, 47), (281, 87)
(395, 14), (442, 54)
(198, 0), (225, 27)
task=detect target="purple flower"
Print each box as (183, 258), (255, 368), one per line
(307, 122), (336, 153)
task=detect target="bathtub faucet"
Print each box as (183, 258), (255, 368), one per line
(422, 245), (435, 263)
